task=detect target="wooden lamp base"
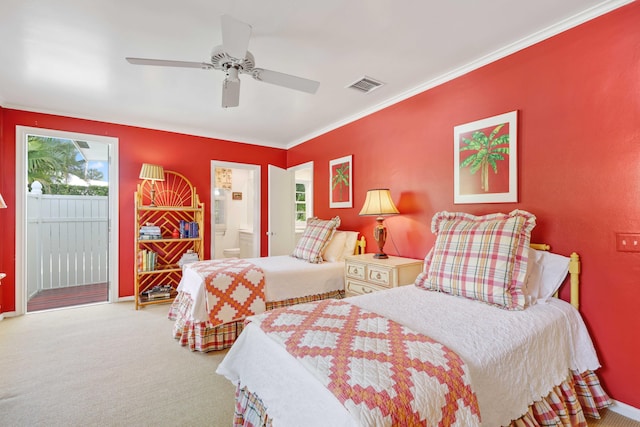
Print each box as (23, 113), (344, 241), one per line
(373, 217), (388, 259)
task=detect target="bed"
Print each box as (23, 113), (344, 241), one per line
(169, 216), (365, 352)
(216, 210), (611, 426)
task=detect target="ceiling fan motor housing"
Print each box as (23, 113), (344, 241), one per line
(211, 46), (255, 75)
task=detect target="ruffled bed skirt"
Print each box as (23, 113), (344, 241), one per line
(232, 370), (610, 427)
(168, 290), (345, 352)
(507, 370), (611, 427)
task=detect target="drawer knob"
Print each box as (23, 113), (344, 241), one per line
(375, 273), (381, 279)
(362, 286), (371, 294)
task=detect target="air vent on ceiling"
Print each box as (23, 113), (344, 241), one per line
(347, 76), (384, 93)
(75, 140), (90, 149)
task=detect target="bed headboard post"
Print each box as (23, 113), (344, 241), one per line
(529, 243), (550, 251)
(532, 244), (580, 310)
(569, 252), (580, 310)
(355, 236), (366, 255)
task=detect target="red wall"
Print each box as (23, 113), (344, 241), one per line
(288, 3), (640, 408)
(0, 109), (286, 312)
(1, 2), (638, 410)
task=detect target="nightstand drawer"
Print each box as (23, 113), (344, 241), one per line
(346, 279), (387, 296)
(345, 261), (366, 280)
(366, 265), (393, 288)
(344, 254), (423, 297)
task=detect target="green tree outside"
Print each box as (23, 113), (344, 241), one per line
(27, 136), (107, 196)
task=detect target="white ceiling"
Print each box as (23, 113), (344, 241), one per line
(0, 0), (631, 149)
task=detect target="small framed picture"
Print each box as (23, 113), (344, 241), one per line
(329, 155), (352, 208)
(232, 192), (242, 201)
(454, 110), (518, 204)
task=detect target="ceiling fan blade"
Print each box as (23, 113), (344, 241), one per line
(222, 78), (240, 108)
(126, 57), (212, 69)
(252, 68), (320, 94)
(221, 15), (251, 60)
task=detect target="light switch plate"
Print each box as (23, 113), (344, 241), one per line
(615, 233), (640, 252)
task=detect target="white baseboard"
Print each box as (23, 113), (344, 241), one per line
(117, 296), (135, 302)
(609, 399), (640, 421)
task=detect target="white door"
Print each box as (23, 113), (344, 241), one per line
(268, 165), (295, 255)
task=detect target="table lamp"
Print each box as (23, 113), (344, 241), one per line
(139, 164), (165, 207)
(359, 189), (399, 259)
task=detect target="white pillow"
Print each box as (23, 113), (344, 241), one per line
(521, 248), (538, 306)
(341, 231), (359, 259)
(322, 231), (348, 262)
(525, 249), (570, 304)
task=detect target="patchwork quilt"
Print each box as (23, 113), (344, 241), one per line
(249, 299), (481, 426)
(187, 259), (266, 326)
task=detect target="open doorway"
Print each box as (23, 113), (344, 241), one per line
(210, 161), (260, 259)
(15, 126), (119, 314)
(292, 162), (314, 241)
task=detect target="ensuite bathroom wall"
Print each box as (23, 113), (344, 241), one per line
(213, 167), (256, 259)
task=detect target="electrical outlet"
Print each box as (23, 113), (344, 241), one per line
(615, 233), (640, 252)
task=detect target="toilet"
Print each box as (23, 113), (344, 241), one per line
(223, 247), (241, 258)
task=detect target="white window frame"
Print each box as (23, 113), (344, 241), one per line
(295, 180), (310, 229)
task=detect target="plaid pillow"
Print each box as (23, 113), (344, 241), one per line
(292, 216), (341, 263)
(415, 210), (536, 310)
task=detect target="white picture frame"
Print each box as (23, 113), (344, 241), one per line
(329, 155), (352, 208)
(454, 110), (518, 204)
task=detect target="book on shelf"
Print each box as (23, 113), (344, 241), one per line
(143, 291), (171, 300)
(179, 220), (199, 238)
(141, 285), (173, 300)
(189, 221), (199, 238)
(138, 249), (158, 271)
(139, 225), (162, 239)
(139, 234), (162, 240)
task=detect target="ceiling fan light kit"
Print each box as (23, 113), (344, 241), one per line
(125, 14), (320, 108)
(222, 75), (241, 108)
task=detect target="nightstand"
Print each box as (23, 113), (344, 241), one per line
(344, 254), (423, 297)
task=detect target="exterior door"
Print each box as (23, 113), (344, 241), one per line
(15, 126), (119, 315)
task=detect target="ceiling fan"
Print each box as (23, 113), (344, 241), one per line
(126, 15), (320, 108)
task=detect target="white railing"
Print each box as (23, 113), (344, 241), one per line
(26, 190), (108, 298)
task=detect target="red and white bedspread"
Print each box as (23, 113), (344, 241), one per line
(248, 299), (481, 426)
(174, 256), (345, 322)
(186, 259), (266, 326)
(217, 286), (605, 427)
(170, 257), (348, 352)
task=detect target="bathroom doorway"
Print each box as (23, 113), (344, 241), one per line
(210, 161), (260, 259)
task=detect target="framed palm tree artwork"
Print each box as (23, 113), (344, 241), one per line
(454, 110), (518, 204)
(329, 155), (352, 208)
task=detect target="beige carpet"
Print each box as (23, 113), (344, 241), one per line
(1, 302), (638, 427)
(590, 409), (640, 427)
(0, 302), (235, 427)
